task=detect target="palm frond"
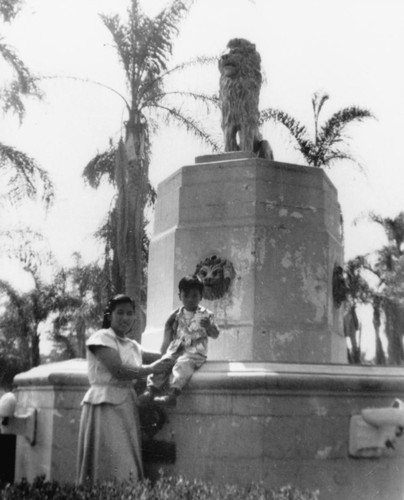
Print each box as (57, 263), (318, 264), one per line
(0, 40), (39, 94)
(312, 92), (329, 146)
(0, 0), (22, 22)
(83, 145), (117, 188)
(344, 256), (375, 302)
(368, 212), (404, 250)
(312, 92), (329, 128)
(41, 74), (130, 111)
(100, 14), (133, 82)
(0, 228), (55, 276)
(319, 106), (374, 147)
(138, 56), (216, 104)
(142, 0), (192, 72)
(154, 104), (220, 151)
(0, 39), (42, 120)
(320, 149), (357, 169)
(0, 142), (54, 208)
(260, 108), (313, 162)
(374, 245), (398, 273)
(143, 90), (219, 112)
(0, 280), (23, 310)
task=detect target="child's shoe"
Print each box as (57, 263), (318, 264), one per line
(154, 388), (181, 407)
(138, 387), (157, 405)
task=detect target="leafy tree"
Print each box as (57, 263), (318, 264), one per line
(83, 0), (218, 341)
(260, 92), (374, 168)
(0, 231), (108, 386)
(0, 230), (55, 372)
(342, 256), (384, 364)
(344, 212), (404, 365)
(0, 0), (54, 208)
(45, 253), (109, 360)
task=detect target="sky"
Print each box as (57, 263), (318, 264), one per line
(1, 0), (404, 294)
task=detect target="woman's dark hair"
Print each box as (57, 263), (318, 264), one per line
(102, 294), (135, 328)
(178, 275), (204, 295)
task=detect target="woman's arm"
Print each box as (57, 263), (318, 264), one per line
(142, 350), (161, 364)
(160, 309), (178, 354)
(91, 346), (164, 381)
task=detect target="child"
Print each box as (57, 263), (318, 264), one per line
(141, 274), (219, 407)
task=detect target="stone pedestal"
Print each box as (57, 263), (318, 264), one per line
(143, 153), (346, 363)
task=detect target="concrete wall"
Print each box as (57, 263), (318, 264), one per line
(12, 360), (85, 484)
(11, 360), (404, 500)
(155, 362), (404, 500)
(143, 153), (346, 363)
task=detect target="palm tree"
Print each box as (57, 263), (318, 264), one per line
(0, 1), (54, 208)
(260, 92), (374, 168)
(83, 0), (218, 341)
(0, 228), (56, 368)
(345, 212), (404, 365)
(47, 254), (109, 359)
(342, 255), (385, 364)
(0, 228), (108, 372)
(368, 212), (404, 364)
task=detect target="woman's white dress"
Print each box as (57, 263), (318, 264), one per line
(76, 328), (143, 484)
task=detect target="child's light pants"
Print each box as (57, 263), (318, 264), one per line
(148, 351), (206, 391)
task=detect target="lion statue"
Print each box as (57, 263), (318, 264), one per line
(218, 38), (273, 160)
(194, 255), (235, 301)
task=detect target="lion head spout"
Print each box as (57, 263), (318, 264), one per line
(194, 255), (236, 301)
(218, 38), (273, 159)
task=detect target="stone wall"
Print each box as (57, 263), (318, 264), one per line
(11, 359), (404, 500)
(13, 360), (85, 484)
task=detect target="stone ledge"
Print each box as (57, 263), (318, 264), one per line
(13, 359), (404, 395)
(195, 151), (256, 163)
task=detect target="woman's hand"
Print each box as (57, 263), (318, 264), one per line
(148, 358), (173, 375)
(92, 347), (161, 380)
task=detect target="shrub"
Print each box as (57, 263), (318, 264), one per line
(0, 475), (319, 500)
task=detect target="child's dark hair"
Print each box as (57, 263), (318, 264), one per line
(178, 275), (204, 295)
(102, 294), (135, 328)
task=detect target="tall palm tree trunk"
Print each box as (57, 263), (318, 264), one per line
(114, 141), (128, 290)
(115, 120), (148, 342)
(384, 298), (404, 365)
(373, 298), (386, 365)
(30, 331), (41, 367)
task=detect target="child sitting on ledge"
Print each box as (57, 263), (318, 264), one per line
(140, 274), (220, 407)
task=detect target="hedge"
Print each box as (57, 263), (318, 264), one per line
(0, 474), (319, 500)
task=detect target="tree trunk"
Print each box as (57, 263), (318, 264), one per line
(125, 121), (148, 342)
(343, 305), (361, 364)
(373, 298), (386, 365)
(31, 331), (41, 367)
(114, 141), (128, 291)
(384, 298), (404, 365)
(76, 316), (87, 358)
(112, 119), (148, 343)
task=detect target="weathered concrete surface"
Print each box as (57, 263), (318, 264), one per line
(11, 360), (404, 500)
(143, 154), (346, 363)
(12, 360), (86, 484)
(149, 362), (404, 500)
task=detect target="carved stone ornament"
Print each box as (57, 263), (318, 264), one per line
(194, 255), (236, 300)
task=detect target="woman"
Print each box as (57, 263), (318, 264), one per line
(76, 294), (165, 484)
